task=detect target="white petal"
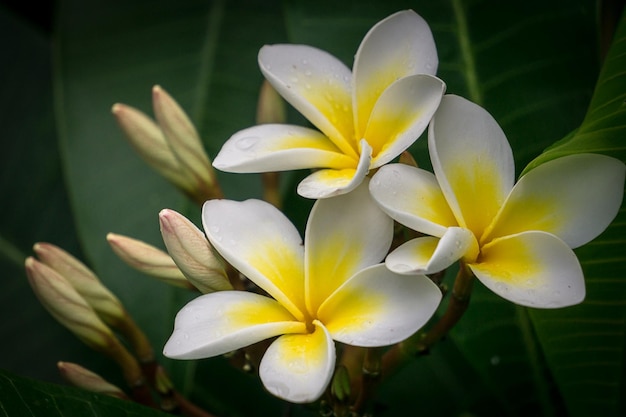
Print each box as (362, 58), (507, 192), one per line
(469, 231), (585, 308)
(368, 74), (445, 167)
(485, 153), (626, 248)
(259, 45), (357, 158)
(202, 199), (307, 321)
(429, 95), (514, 237)
(259, 320), (335, 403)
(386, 227), (477, 275)
(163, 291), (305, 359)
(305, 179), (393, 312)
(370, 163), (457, 237)
(353, 10), (438, 137)
(296, 139), (372, 199)
(319, 264), (441, 346)
(213, 124), (356, 173)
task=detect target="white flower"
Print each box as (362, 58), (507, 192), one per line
(163, 182), (441, 403)
(370, 95), (625, 308)
(213, 10), (445, 198)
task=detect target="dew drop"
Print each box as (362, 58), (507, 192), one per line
(490, 355), (500, 366)
(393, 263), (412, 272)
(304, 70), (312, 76)
(267, 382), (290, 397)
(183, 332), (190, 340)
(494, 282), (508, 293)
(236, 136), (259, 150)
(288, 358), (309, 373)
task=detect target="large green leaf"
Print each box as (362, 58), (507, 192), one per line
(0, 368), (169, 417)
(523, 10), (626, 417)
(0, 5), (114, 386)
(4, 0), (623, 415)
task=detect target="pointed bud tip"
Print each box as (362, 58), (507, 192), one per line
(24, 256), (36, 269)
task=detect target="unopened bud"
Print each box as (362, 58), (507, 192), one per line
(330, 365), (351, 402)
(256, 80), (286, 124)
(25, 257), (115, 351)
(58, 361), (128, 400)
(106, 233), (194, 290)
(33, 243), (125, 326)
(159, 209), (232, 293)
(152, 85), (222, 201)
(154, 365), (174, 395)
(112, 103), (189, 191)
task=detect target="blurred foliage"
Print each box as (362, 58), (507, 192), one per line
(0, 0), (624, 416)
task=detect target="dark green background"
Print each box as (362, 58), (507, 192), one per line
(1, 0), (624, 416)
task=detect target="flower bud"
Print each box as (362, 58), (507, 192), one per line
(106, 233), (195, 290)
(58, 361), (128, 400)
(33, 242), (125, 326)
(112, 103), (189, 191)
(25, 257), (115, 351)
(152, 85), (222, 201)
(256, 80), (286, 124)
(159, 209), (232, 293)
(330, 365), (351, 402)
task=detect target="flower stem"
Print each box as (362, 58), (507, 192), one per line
(382, 264), (474, 375)
(352, 347), (383, 413)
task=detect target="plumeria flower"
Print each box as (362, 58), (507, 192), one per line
(370, 95), (625, 308)
(213, 10), (445, 199)
(163, 182), (441, 403)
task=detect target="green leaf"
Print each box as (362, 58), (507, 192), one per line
(524, 13), (626, 171)
(0, 5), (114, 386)
(6, 0), (622, 415)
(524, 10), (626, 417)
(0, 368), (169, 417)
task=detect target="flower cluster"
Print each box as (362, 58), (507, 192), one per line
(159, 9), (625, 405)
(25, 8), (624, 411)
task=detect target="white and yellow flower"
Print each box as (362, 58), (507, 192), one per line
(370, 95), (625, 308)
(213, 10), (445, 199)
(163, 182), (441, 403)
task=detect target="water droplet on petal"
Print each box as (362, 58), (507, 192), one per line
(494, 282), (508, 293)
(267, 382), (290, 398)
(236, 136), (259, 150)
(393, 263), (412, 272)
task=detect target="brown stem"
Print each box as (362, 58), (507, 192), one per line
(352, 347), (383, 413)
(382, 265), (474, 376)
(262, 172), (282, 209)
